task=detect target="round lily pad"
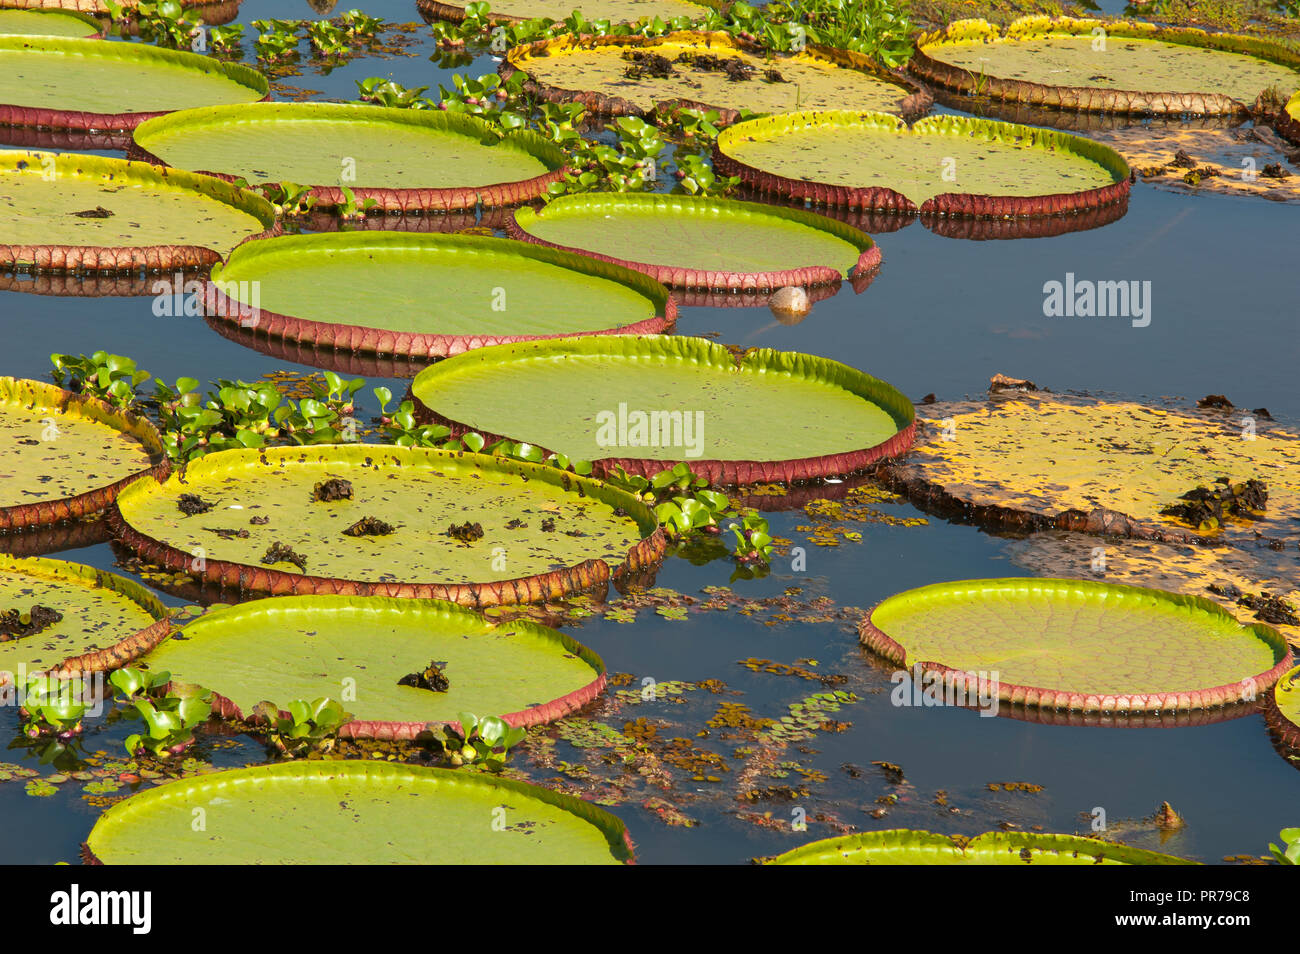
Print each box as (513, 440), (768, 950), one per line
(411, 335), (916, 484)
(0, 150), (277, 270)
(0, 7), (99, 34)
(508, 193), (880, 293)
(203, 232), (676, 361)
(0, 377), (168, 531)
(0, 554), (170, 687)
(859, 578), (1293, 714)
(911, 17), (1300, 116)
(109, 445), (666, 605)
(1265, 664), (1300, 753)
(0, 0), (239, 22)
(769, 829), (1194, 865)
(503, 30), (929, 123)
(419, 0), (715, 24)
(879, 391), (1300, 547)
(134, 595), (606, 739)
(83, 760), (635, 863)
(714, 110), (1131, 216)
(130, 103), (568, 212)
(0, 35), (266, 133)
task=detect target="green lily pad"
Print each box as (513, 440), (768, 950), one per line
(859, 577), (1293, 713)
(84, 760), (634, 863)
(137, 595), (606, 738)
(0, 150), (276, 270)
(0, 8), (99, 34)
(411, 335), (915, 484)
(715, 110), (1130, 214)
(0, 377), (167, 530)
(131, 103), (567, 211)
(206, 232), (675, 360)
(504, 30), (926, 121)
(0, 36), (266, 129)
(769, 829), (1195, 864)
(110, 445), (664, 604)
(911, 17), (1300, 115)
(1266, 664), (1300, 753)
(0, 554), (170, 687)
(421, 0), (714, 24)
(509, 193), (878, 292)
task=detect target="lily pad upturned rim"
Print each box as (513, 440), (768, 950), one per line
(858, 577), (1294, 714)
(411, 334), (917, 486)
(0, 553), (171, 686)
(507, 192), (881, 292)
(203, 231), (678, 360)
(713, 110), (1132, 218)
(909, 16), (1300, 117)
(82, 759), (636, 864)
(0, 34), (268, 132)
(1265, 664), (1300, 752)
(203, 314), (438, 380)
(129, 103), (570, 212)
(0, 6), (104, 35)
(162, 595), (608, 740)
(0, 150), (279, 272)
(107, 444), (668, 606)
(0, 377), (169, 531)
(501, 30), (930, 126)
(768, 829), (1196, 865)
(417, 0), (721, 25)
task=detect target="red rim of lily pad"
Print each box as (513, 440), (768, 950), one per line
(0, 125), (131, 151)
(0, 151), (279, 272)
(106, 445), (668, 607)
(0, 554), (173, 686)
(203, 315), (436, 379)
(128, 104), (570, 212)
(0, 35), (267, 133)
(411, 335), (917, 486)
(1264, 664), (1300, 752)
(713, 110), (1132, 218)
(0, 270), (191, 298)
(908, 17), (1300, 117)
(500, 30), (931, 126)
(506, 193), (881, 293)
(858, 578), (1294, 714)
(156, 595), (609, 741)
(0, 515), (111, 557)
(669, 279), (853, 310)
(201, 232), (678, 361)
(0, 377), (169, 532)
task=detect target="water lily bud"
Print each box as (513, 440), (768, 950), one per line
(769, 286), (811, 324)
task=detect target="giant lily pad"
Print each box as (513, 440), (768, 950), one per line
(0, 35), (266, 132)
(411, 335), (916, 484)
(0, 7), (99, 34)
(769, 829), (1195, 864)
(503, 31), (929, 123)
(508, 193), (879, 293)
(203, 232), (676, 361)
(133, 595), (606, 739)
(878, 391), (1300, 547)
(0, 377), (167, 531)
(1265, 665), (1300, 753)
(0, 0), (240, 25)
(0, 150), (276, 270)
(0, 554), (170, 687)
(130, 103), (568, 211)
(419, 0), (715, 24)
(858, 577), (1293, 713)
(910, 17), (1300, 117)
(83, 760), (634, 863)
(714, 110), (1131, 216)
(109, 445), (666, 605)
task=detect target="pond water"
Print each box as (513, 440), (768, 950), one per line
(0, 0), (1296, 865)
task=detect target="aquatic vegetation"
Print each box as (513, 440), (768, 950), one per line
(120, 683), (212, 762)
(860, 578), (1293, 714)
(0, 7), (101, 36)
(1269, 828), (1299, 864)
(83, 760), (636, 863)
(442, 712), (528, 770)
(911, 17), (1300, 115)
(251, 697), (352, 756)
(767, 829), (1197, 864)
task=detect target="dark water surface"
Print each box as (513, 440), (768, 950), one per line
(0, 0), (1296, 865)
